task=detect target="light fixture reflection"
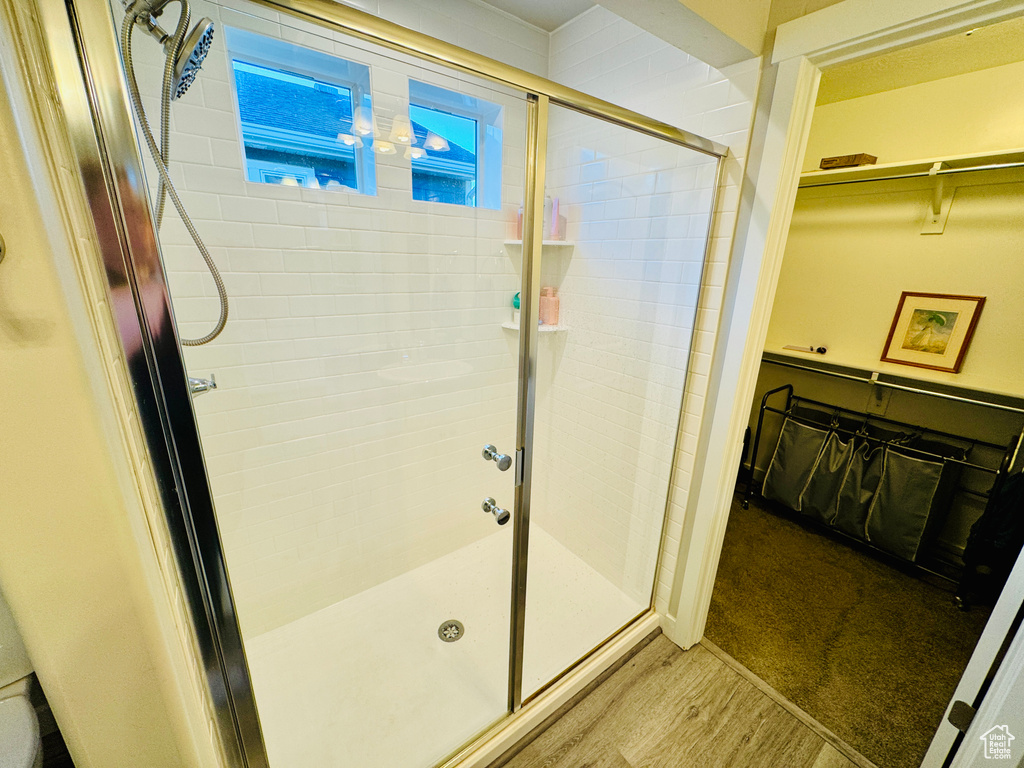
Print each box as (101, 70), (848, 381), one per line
(423, 132), (450, 152)
(404, 146), (426, 160)
(337, 133), (364, 148)
(352, 106), (375, 136)
(389, 114), (415, 144)
(375, 141), (397, 155)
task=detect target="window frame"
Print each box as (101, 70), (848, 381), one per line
(224, 27), (377, 196)
(407, 78), (503, 210)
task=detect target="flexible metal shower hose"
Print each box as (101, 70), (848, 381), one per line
(121, 4), (228, 346)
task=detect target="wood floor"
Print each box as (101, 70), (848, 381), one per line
(499, 635), (863, 768)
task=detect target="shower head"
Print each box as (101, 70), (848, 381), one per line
(123, 0), (215, 100)
(172, 18), (215, 100)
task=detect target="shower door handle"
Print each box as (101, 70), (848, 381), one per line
(481, 497), (511, 526)
(482, 444), (512, 471)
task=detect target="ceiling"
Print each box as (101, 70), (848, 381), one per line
(817, 14), (1024, 104)
(476, 0), (596, 32)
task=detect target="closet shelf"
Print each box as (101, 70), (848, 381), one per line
(798, 147), (1024, 188)
(501, 321), (567, 333)
(762, 351), (1024, 414)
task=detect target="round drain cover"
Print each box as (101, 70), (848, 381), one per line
(438, 619), (464, 642)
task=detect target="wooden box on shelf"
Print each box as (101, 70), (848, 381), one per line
(819, 153), (877, 170)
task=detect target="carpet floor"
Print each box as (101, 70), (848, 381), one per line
(704, 493), (991, 768)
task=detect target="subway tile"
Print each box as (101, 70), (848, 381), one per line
(137, 0), (757, 634)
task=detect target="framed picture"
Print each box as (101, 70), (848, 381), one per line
(881, 292), (985, 373)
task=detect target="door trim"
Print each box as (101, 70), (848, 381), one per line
(508, 92), (548, 712)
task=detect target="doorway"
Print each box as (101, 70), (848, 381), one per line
(705, 14), (1024, 768)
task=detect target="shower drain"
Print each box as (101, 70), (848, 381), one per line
(438, 619), (465, 643)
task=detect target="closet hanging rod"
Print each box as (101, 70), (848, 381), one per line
(799, 160), (1024, 189)
(763, 354), (1024, 415)
(785, 394), (1008, 453)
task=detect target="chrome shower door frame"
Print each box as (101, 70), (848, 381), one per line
(33, 0), (728, 764)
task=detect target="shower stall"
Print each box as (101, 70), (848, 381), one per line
(41, 0), (726, 765)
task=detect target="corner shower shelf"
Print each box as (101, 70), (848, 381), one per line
(501, 321), (567, 333)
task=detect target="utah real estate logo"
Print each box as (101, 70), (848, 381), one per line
(980, 725), (1014, 760)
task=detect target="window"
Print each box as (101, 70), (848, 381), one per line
(408, 80), (503, 210)
(225, 28), (376, 195)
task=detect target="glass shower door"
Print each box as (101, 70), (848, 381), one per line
(523, 105), (720, 698)
(117, 1), (530, 764)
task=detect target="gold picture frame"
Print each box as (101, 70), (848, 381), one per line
(881, 292), (985, 373)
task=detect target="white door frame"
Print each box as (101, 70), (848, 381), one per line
(662, 0), (1024, 762)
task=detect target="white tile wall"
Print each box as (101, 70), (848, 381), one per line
(123, 0), (758, 639)
(545, 7), (760, 613)
(531, 114), (719, 607)
(125, 0), (536, 636)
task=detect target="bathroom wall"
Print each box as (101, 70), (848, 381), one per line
(370, 0), (548, 77)
(544, 7), (760, 611)
(126, 0), (537, 637)
(127, 0), (758, 636)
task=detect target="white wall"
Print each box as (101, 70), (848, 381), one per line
(803, 59), (1024, 171)
(372, 0), (548, 77)
(768, 173), (1024, 396)
(770, 58), (1024, 394)
(546, 6), (760, 613)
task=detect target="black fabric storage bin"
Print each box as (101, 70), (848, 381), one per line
(833, 442), (885, 541)
(800, 431), (854, 525)
(903, 438), (967, 552)
(762, 417), (829, 511)
(866, 448), (944, 561)
(792, 404), (835, 428)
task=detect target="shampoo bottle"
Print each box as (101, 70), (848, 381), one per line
(539, 287), (559, 326)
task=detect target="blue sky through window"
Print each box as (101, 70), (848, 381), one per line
(409, 105), (477, 155)
(409, 104), (478, 206)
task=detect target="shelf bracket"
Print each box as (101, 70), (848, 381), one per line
(922, 161), (953, 234)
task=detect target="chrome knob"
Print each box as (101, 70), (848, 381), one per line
(481, 497), (510, 526)
(482, 444), (512, 471)
(188, 373), (217, 397)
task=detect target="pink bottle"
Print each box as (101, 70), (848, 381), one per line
(539, 287), (559, 326)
